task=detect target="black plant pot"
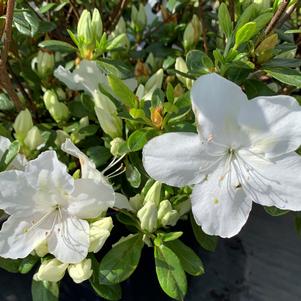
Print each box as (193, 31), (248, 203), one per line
(1, 205), (301, 301)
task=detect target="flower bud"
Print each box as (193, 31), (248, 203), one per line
(89, 217), (113, 253)
(24, 126), (44, 150)
(36, 50), (55, 79)
(137, 202), (158, 233)
(175, 199), (191, 216)
(55, 87), (66, 101)
(144, 181), (162, 206)
(158, 200), (180, 227)
(112, 17), (126, 37)
(34, 259), (68, 282)
(110, 137), (125, 156)
(13, 109), (33, 141)
(43, 90), (70, 123)
(68, 259), (93, 284)
(191, 14), (201, 44)
(77, 10), (93, 43)
(131, 4), (147, 32)
(35, 240), (48, 257)
(55, 130), (69, 147)
(91, 8), (103, 41)
(129, 194), (144, 212)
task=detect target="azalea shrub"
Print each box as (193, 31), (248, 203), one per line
(0, 0), (301, 300)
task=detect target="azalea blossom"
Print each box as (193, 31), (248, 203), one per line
(0, 150), (115, 263)
(143, 73), (301, 238)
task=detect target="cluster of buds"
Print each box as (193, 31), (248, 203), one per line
(131, 4), (147, 33)
(135, 182), (190, 234)
(76, 9), (103, 59)
(33, 216), (113, 283)
(13, 109), (44, 151)
(43, 90), (70, 123)
(33, 50), (55, 79)
(183, 14), (202, 51)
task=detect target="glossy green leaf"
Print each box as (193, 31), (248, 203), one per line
(154, 244), (187, 300)
(264, 206), (289, 217)
(234, 22), (257, 49)
(218, 3), (232, 38)
(264, 67), (301, 87)
(99, 234), (144, 284)
(39, 40), (77, 53)
(18, 255), (39, 274)
(0, 257), (21, 273)
(0, 140), (20, 172)
(127, 129), (157, 152)
(32, 280), (59, 301)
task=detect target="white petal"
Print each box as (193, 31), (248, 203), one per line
(0, 170), (36, 214)
(143, 132), (204, 187)
(47, 212), (89, 264)
(61, 139), (107, 183)
(68, 178), (115, 219)
(25, 150), (74, 193)
(54, 60), (107, 95)
(237, 150), (301, 210)
(114, 193), (133, 210)
(0, 211), (54, 259)
(191, 162), (252, 238)
(191, 73), (248, 145)
(238, 95), (301, 157)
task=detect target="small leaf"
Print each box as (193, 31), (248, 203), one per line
(39, 40), (77, 53)
(154, 244), (187, 300)
(32, 280), (59, 301)
(125, 162), (141, 188)
(264, 206), (289, 217)
(108, 75), (136, 107)
(99, 234), (144, 284)
(218, 3), (232, 38)
(234, 22), (257, 49)
(127, 129), (157, 152)
(0, 257), (21, 273)
(166, 239), (205, 276)
(0, 93), (14, 111)
(157, 232), (183, 243)
(190, 213), (218, 252)
(186, 50), (214, 74)
(0, 140), (20, 172)
(19, 255), (39, 274)
(264, 67), (301, 88)
(78, 125), (98, 136)
(97, 59), (134, 79)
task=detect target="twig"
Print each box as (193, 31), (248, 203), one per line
(69, 0), (80, 21)
(199, 0), (208, 53)
(228, 0), (235, 22)
(0, 0), (23, 111)
(264, 0), (290, 36)
(277, 3), (298, 29)
(106, 0), (129, 33)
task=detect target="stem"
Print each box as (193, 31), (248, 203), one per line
(106, 0), (129, 33)
(199, 0), (208, 54)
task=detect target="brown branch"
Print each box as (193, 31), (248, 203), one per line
(199, 0), (208, 54)
(0, 0), (23, 112)
(106, 0), (129, 32)
(69, 0), (80, 21)
(277, 3), (298, 29)
(264, 0), (290, 36)
(228, 0), (235, 22)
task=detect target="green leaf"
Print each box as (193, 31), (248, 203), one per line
(264, 206), (289, 217)
(39, 3), (57, 14)
(32, 280), (59, 301)
(108, 75), (136, 107)
(97, 59), (134, 79)
(0, 93), (14, 111)
(218, 3), (232, 38)
(78, 125), (98, 136)
(253, 12), (273, 33)
(86, 146), (111, 168)
(0, 140), (20, 172)
(99, 234), (144, 284)
(39, 40), (77, 53)
(0, 257), (21, 273)
(127, 129), (157, 152)
(264, 67), (301, 87)
(234, 22), (257, 49)
(154, 244), (187, 300)
(157, 231), (183, 242)
(235, 3), (258, 30)
(244, 79), (275, 98)
(186, 50), (214, 74)
(90, 255), (122, 301)
(166, 239), (205, 276)
(190, 213), (218, 252)
(125, 162), (141, 188)
(18, 255), (39, 274)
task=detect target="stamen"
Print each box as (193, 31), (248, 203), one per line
(107, 166), (126, 178)
(102, 154), (126, 174)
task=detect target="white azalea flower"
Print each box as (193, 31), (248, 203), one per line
(0, 136), (27, 170)
(0, 150), (115, 263)
(143, 73), (301, 238)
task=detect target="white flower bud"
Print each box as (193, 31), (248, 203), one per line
(13, 109), (33, 141)
(77, 10), (93, 43)
(43, 90), (69, 123)
(34, 259), (68, 282)
(89, 217), (113, 253)
(36, 50), (55, 79)
(24, 126), (44, 150)
(175, 199), (191, 216)
(35, 240), (48, 257)
(158, 200), (180, 227)
(110, 137), (125, 156)
(137, 202), (158, 233)
(157, 200), (173, 220)
(144, 181), (162, 206)
(91, 8), (103, 41)
(129, 194), (144, 212)
(68, 259), (93, 284)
